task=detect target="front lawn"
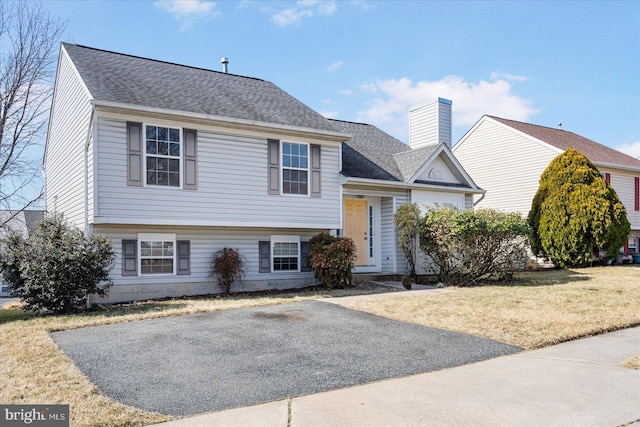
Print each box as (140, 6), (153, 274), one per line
(341, 266), (640, 349)
(1, 266), (638, 426)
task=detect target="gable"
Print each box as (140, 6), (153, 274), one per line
(414, 153), (462, 184)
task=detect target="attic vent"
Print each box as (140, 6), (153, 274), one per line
(221, 57), (229, 73)
(428, 168), (443, 180)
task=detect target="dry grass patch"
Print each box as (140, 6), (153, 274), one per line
(622, 355), (640, 370)
(341, 266), (640, 349)
(0, 287), (391, 427)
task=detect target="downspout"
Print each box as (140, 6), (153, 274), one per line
(473, 192), (485, 208)
(84, 104), (95, 309)
(84, 104), (95, 236)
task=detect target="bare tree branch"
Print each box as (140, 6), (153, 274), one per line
(0, 1), (64, 226)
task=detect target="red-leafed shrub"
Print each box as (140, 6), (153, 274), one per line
(308, 233), (356, 289)
(210, 247), (246, 295)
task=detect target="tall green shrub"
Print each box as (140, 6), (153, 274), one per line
(528, 148), (630, 267)
(0, 214), (114, 314)
(308, 233), (356, 289)
(394, 203), (421, 282)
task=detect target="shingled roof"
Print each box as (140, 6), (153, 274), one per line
(332, 119), (451, 183)
(62, 43), (338, 133)
(489, 116), (640, 169)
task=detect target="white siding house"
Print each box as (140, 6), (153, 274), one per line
(45, 44), (483, 303)
(453, 115), (640, 258)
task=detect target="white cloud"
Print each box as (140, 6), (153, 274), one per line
(357, 75), (540, 137)
(338, 88), (353, 96)
(615, 141), (640, 159)
(271, 1), (336, 26)
(321, 110), (339, 119)
(328, 60), (344, 71)
(490, 72), (530, 82)
(155, 0), (220, 27)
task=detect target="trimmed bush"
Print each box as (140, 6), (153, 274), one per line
(0, 214), (114, 314)
(394, 203), (421, 282)
(528, 148), (630, 267)
(308, 233), (356, 289)
(419, 208), (531, 286)
(210, 247), (246, 295)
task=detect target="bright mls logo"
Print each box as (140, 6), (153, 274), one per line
(1, 405), (69, 426)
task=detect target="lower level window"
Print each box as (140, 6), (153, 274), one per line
(273, 240), (299, 271)
(139, 234), (175, 274)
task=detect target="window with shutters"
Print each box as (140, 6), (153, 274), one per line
(282, 142), (309, 195)
(139, 233), (176, 274)
(271, 235), (300, 272)
(145, 125), (181, 187)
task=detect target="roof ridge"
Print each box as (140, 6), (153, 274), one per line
(328, 118), (372, 126)
(486, 115), (575, 134)
(63, 43), (265, 82)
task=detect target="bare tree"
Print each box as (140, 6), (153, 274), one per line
(0, 1), (64, 226)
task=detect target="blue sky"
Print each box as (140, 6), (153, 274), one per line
(43, 0), (639, 157)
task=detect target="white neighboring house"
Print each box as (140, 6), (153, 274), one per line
(44, 44), (483, 303)
(0, 210), (44, 296)
(453, 115), (640, 259)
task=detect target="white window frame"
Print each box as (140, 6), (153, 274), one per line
(629, 237), (638, 254)
(281, 141), (310, 197)
(138, 233), (177, 276)
(143, 123), (183, 189)
(271, 235), (300, 273)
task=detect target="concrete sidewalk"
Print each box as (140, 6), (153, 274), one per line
(153, 326), (640, 427)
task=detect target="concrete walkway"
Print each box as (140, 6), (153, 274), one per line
(153, 324), (640, 426)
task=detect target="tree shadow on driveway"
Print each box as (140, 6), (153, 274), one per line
(51, 300), (522, 416)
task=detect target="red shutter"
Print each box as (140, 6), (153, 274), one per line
(605, 173), (610, 184)
(635, 177), (639, 211)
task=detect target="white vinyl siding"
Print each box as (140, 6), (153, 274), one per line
(453, 119), (559, 217)
(95, 225), (320, 303)
(95, 115), (341, 229)
(409, 99), (452, 149)
(44, 48), (93, 229)
(380, 197), (395, 272)
(394, 192), (410, 275)
(608, 170), (640, 231)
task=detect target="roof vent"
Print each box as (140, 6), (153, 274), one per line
(558, 122), (563, 130)
(221, 57), (229, 73)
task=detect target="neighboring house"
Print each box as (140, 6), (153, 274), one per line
(44, 44), (482, 303)
(453, 115), (640, 258)
(0, 210), (44, 296)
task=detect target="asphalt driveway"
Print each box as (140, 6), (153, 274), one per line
(52, 300), (522, 416)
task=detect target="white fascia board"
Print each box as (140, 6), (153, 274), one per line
(452, 115), (486, 152)
(92, 100), (351, 143)
(484, 116), (564, 155)
(343, 177), (485, 194)
(92, 216), (341, 229)
(407, 143), (481, 190)
(591, 161), (640, 174)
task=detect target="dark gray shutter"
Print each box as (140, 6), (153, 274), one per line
(301, 241), (311, 272)
(177, 240), (191, 275)
(183, 129), (197, 190)
(127, 122), (143, 187)
(259, 241), (271, 273)
(122, 240), (138, 276)
(310, 144), (321, 198)
(268, 139), (280, 195)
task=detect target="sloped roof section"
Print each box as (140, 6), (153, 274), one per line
(62, 43), (338, 133)
(489, 116), (640, 169)
(331, 119), (407, 181)
(393, 144), (440, 181)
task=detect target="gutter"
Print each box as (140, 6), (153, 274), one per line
(92, 100), (352, 143)
(342, 176), (486, 195)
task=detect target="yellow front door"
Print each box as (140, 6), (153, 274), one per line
(344, 199), (368, 266)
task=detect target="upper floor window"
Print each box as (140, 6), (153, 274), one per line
(282, 142), (308, 195)
(146, 125), (181, 187)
